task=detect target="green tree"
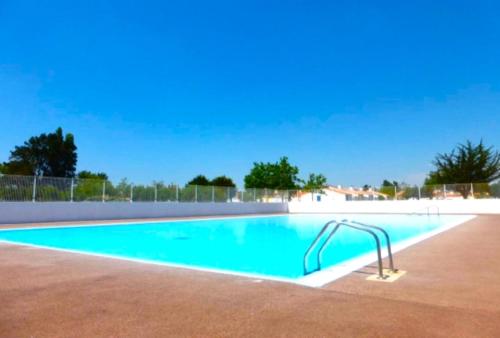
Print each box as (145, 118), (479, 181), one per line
(155, 182), (178, 201)
(77, 170), (108, 180)
(243, 162), (271, 189)
(380, 179), (398, 198)
(73, 179), (103, 201)
(106, 178), (132, 201)
(130, 183), (155, 201)
(382, 180), (398, 187)
(187, 175), (210, 186)
(2, 127), (77, 177)
(302, 173), (327, 191)
(426, 140), (500, 198)
(244, 156), (300, 189)
(211, 175), (236, 187)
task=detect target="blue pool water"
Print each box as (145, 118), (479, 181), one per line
(0, 214), (470, 280)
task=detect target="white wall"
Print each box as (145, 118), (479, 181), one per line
(288, 199), (500, 214)
(0, 202), (288, 224)
(1, 199), (498, 225)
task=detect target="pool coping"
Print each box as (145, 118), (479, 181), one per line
(298, 214), (476, 286)
(0, 213), (477, 288)
(0, 212), (289, 229)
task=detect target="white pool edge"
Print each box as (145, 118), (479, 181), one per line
(0, 213), (288, 231)
(0, 214), (477, 288)
(296, 214), (477, 287)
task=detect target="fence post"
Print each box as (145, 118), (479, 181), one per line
(227, 186), (230, 202)
(195, 185), (198, 202)
(264, 188), (268, 202)
(176, 184), (179, 202)
(470, 183), (474, 199)
(32, 176), (37, 202)
(154, 184), (157, 203)
(443, 184), (447, 199)
(70, 178), (74, 202)
(417, 185), (421, 200)
(102, 181), (106, 202)
(130, 184), (133, 203)
(212, 186), (215, 202)
(394, 186), (397, 200)
(253, 188), (256, 202)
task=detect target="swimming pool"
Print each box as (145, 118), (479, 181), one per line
(0, 214), (474, 286)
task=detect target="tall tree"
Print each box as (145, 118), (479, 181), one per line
(187, 175), (210, 186)
(2, 127), (77, 177)
(426, 140), (500, 198)
(273, 157), (301, 189)
(243, 162), (272, 189)
(426, 140), (500, 184)
(302, 173), (327, 191)
(211, 176), (236, 187)
(244, 156), (300, 189)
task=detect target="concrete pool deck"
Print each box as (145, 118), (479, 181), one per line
(1, 215), (499, 337)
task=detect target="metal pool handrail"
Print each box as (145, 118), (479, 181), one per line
(303, 220), (337, 275)
(303, 220), (390, 279)
(342, 219), (395, 272)
(317, 222), (385, 278)
(410, 205), (440, 216)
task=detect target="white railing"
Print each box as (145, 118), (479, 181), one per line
(0, 174), (290, 203)
(0, 174), (498, 203)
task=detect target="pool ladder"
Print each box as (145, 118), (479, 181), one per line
(303, 219), (397, 279)
(410, 205), (440, 216)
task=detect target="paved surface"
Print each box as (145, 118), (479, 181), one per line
(1, 215), (499, 337)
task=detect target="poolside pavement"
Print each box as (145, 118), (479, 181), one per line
(1, 215), (499, 337)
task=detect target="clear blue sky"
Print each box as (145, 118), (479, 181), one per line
(1, 1), (499, 187)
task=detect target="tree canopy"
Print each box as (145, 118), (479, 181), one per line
(382, 180), (399, 187)
(244, 157), (301, 189)
(211, 175), (236, 187)
(2, 127), (77, 177)
(186, 175), (211, 186)
(302, 173), (327, 191)
(186, 175), (236, 187)
(426, 140), (500, 184)
(77, 170), (108, 180)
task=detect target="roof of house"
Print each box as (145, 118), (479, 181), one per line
(298, 186), (388, 197)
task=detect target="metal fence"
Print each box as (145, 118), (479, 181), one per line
(322, 182), (500, 201)
(0, 174), (499, 202)
(0, 174), (290, 203)
(275, 183), (500, 202)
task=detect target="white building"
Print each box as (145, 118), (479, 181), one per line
(293, 186), (388, 202)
